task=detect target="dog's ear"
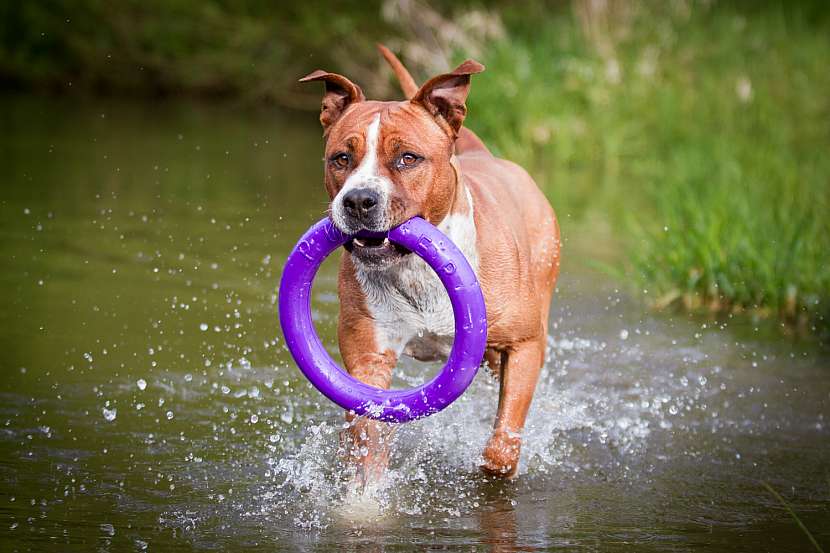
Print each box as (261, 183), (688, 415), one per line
(412, 60), (484, 136)
(298, 70), (365, 131)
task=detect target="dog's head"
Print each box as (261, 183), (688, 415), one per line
(299, 61), (483, 267)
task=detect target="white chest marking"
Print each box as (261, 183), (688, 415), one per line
(355, 187), (479, 359)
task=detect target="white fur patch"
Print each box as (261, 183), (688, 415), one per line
(355, 186), (479, 360)
(331, 114), (392, 232)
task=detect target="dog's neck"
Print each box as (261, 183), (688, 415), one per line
(438, 154), (479, 272)
(446, 154), (471, 219)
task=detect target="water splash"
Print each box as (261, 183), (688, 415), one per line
(253, 324), (738, 531)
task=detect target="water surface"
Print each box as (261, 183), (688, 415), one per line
(1, 95), (828, 552)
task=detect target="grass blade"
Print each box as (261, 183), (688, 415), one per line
(761, 481), (825, 553)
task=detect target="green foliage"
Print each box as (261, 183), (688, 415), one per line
(2, 1), (828, 331)
(466, 2), (830, 330)
(0, 0), (389, 102)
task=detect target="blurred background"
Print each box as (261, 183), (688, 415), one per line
(3, 0), (829, 331)
(1, 1), (829, 551)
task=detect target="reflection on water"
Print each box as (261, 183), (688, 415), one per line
(0, 95), (828, 552)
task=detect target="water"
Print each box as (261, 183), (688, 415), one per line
(1, 95), (828, 552)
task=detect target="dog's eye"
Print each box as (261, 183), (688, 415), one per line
(330, 153), (351, 169)
(397, 152), (421, 169)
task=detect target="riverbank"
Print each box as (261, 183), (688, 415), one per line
(469, 2), (830, 336)
(4, 1), (828, 336)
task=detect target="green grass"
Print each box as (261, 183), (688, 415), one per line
(761, 481), (825, 552)
(465, 2), (830, 332)
(3, 1), (829, 333)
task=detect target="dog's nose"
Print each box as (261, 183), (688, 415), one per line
(342, 188), (380, 222)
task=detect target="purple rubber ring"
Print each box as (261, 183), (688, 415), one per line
(278, 216), (487, 423)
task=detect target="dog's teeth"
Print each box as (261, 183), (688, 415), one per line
(353, 238), (366, 247)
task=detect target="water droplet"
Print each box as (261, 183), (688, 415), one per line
(136, 379), (147, 391)
(102, 407), (117, 422)
(619, 329), (629, 340)
(199, 323), (208, 332)
(166, 411), (174, 420)
(100, 523), (115, 536)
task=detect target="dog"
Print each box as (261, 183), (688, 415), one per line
(299, 45), (560, 481)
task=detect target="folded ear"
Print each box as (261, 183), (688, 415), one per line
(412, 60), (484, 136)
(298, 70), (365, 131)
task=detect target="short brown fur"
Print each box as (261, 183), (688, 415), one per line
(300, 45), (560, 480)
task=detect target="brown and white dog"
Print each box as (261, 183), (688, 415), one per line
(299, 45), (560, 481)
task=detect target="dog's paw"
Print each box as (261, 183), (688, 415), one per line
(480, 429), (521, 478)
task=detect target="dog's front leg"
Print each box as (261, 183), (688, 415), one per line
(337, 304), (398, 487)
(481, 339), (545, 477)
(341, 349), (397, 486)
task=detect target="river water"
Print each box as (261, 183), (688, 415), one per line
(1, 96), (828, 552)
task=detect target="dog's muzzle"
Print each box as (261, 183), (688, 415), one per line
(341, 188), (380, 228)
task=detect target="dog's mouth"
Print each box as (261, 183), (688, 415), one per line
(344, 236), (412, 265)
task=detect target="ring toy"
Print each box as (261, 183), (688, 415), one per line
(278, 216), (487, 423)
